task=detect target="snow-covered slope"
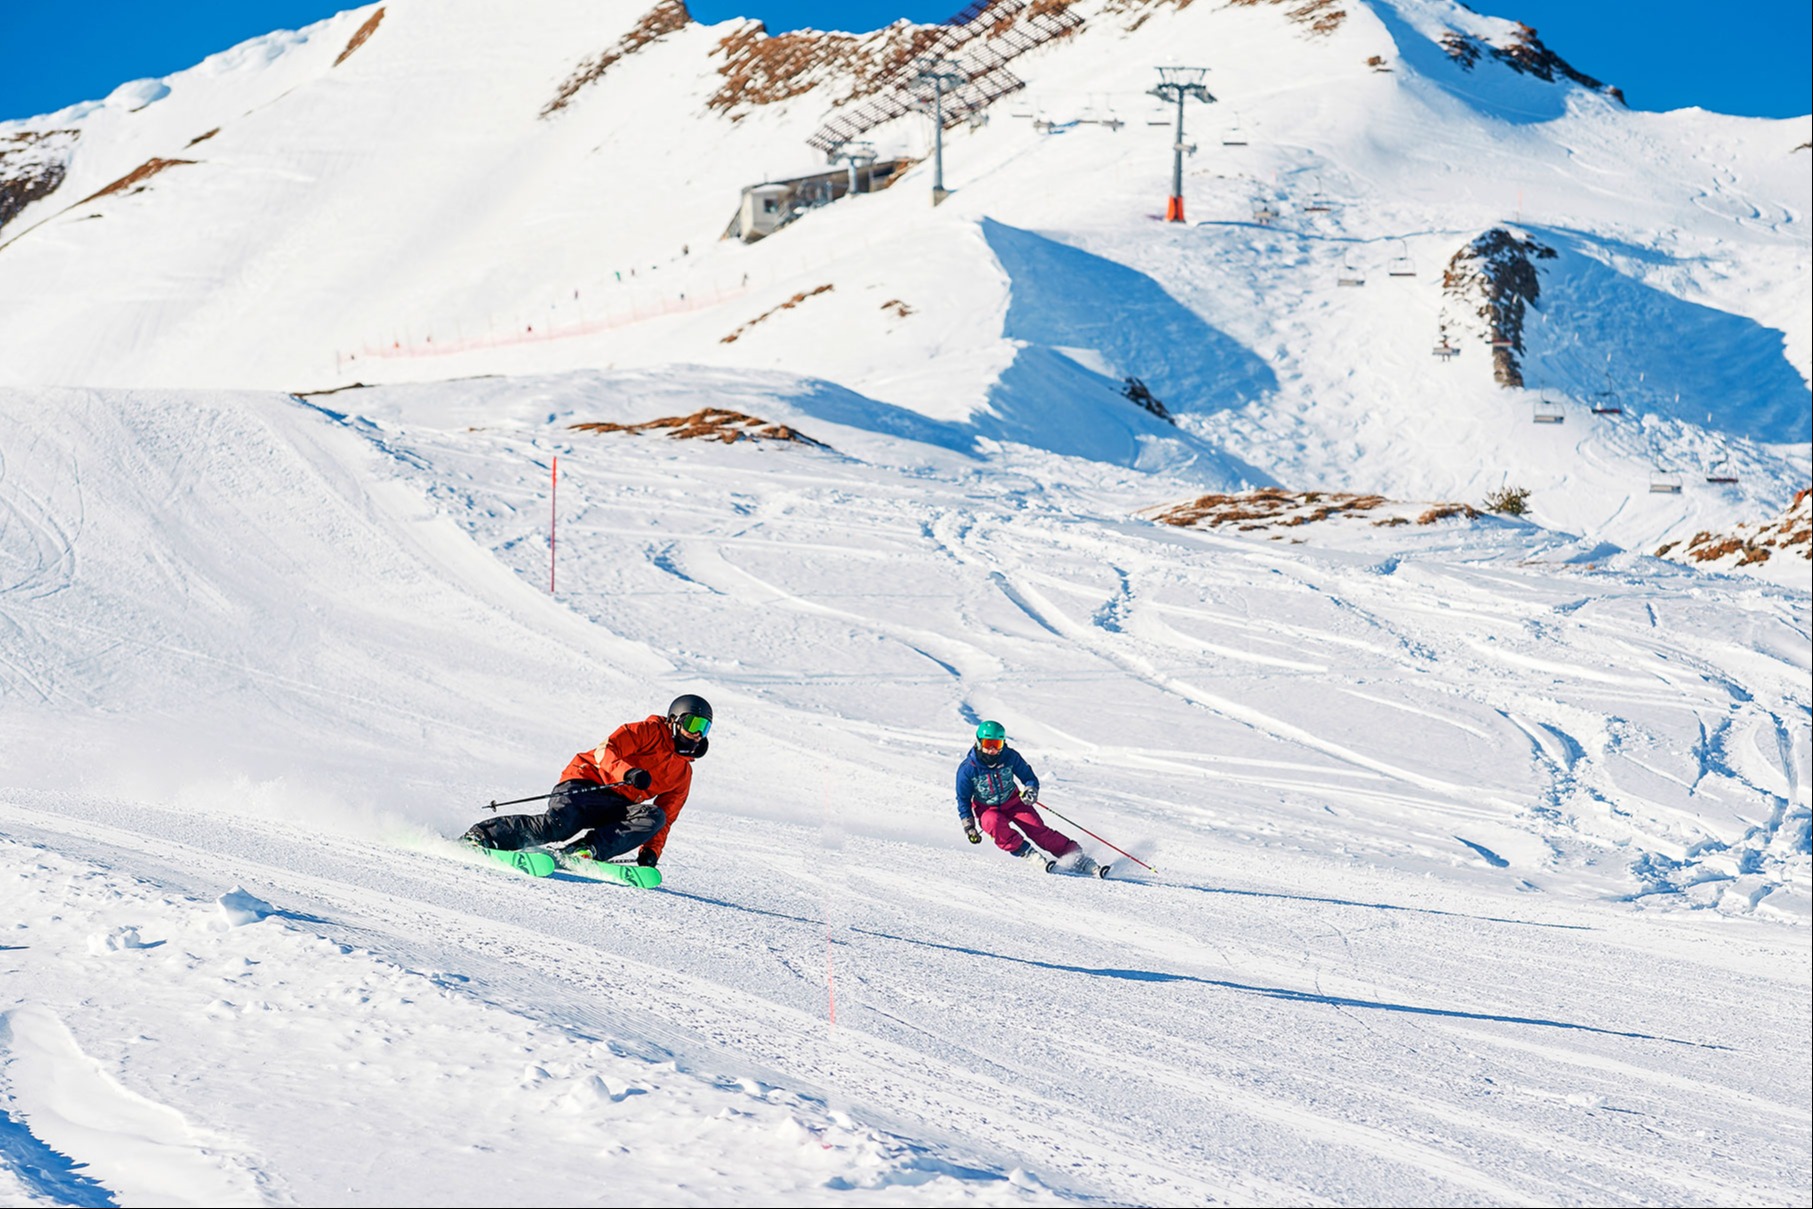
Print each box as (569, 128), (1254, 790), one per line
(1, 377), (1808, 1204)
(0, 2), (1809, 1204)
(0, 0), (1807, 557)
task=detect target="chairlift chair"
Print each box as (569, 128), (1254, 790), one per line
(1649, 470), (1683, 494)
(1222, 114), (1248, 147)
(1705, 458), (1740, 484)
(1532, 393), (1565, 424)
(1589, 357), (1623, 414)
(1304, 177), (1332, 213)
(1432, 337), (1459, 360)
(1080, 97), (1123, 130)
(1336, 250), (1364, 287)
(1387, 239), (1417, 277)
(1251, 198), (1278, 224)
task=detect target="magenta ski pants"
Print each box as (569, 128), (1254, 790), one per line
(976, 794), (1078, 858)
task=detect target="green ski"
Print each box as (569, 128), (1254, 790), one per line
(558, 852), (663, 888)
(476, 845), (558, 878)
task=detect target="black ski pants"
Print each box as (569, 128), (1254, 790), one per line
(469, 779), (666, 860)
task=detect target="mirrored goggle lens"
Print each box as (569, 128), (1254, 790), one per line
(681, 714), (711, 736)
(978, 737), (1004, 753)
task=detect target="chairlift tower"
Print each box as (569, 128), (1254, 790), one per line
(831, 141), (878, 199)
(1149, 66), (1215, 222)
(913, 58), (966, 206)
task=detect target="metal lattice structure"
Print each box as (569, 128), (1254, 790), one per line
(805, 0), (1085, 158)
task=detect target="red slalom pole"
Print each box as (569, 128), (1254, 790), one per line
(1038, 800), (1157, 873)
(548, 454), (558, 594)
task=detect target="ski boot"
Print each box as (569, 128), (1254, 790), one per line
(1015, 843), (1055, 872)
(556, 839), (605, 866)
(1062, 851), (1104, 878)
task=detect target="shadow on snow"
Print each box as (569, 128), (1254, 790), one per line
(853, 926), (1724, 1049)
(1528, 228), (1812, 444)
(0, 1106), (117, 1208)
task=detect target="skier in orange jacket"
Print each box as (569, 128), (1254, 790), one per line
(461, 695), (712, 867)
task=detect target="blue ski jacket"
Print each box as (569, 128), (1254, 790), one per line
(955, 747), (1039, 822)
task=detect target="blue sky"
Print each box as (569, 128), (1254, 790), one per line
(1, 1), (1806, 123)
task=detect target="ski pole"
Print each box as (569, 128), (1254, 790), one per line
(483, 780), (635, 811)
(1037, 800), (1158, 873)
(483, 792), (550, 812)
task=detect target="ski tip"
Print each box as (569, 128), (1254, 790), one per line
(558, 854), (664, 888)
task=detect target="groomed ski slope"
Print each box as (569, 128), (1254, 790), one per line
(1, 382), (1806, 1206)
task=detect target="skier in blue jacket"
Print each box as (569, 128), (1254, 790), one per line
(955, 721), (1107, 876)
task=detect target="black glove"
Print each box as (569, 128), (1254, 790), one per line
(623, 768), (652, 791)
(636, 849), (659, 867)
(963, 819), (981, 844)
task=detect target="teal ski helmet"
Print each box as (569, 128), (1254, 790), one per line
(974, 720), (1007, 763)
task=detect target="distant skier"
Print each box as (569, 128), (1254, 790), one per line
(955, 721), (1107, 877)
(461, 694), (713, 868)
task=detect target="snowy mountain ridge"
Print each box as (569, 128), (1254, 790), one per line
(0, 0), (1807, 561)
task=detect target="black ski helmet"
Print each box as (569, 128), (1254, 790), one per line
(668, 694), (713, 758)
(668, 694), (713, 728)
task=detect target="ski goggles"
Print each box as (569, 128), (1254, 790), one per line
(677, 713), (712, 737)
(977, 736), (1005, 754)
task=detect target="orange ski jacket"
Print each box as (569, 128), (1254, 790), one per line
(559, 715), (694, 860)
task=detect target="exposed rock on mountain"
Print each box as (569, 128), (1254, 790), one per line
(1141, 487), (1484, 536)
(0, 129), (76, 234)
(1443, 228), (1556, 388)
(571, 406), (829, 446)
(711, 18), (945, 116)
(1229, 0), (1348, 37)
(1440, 21), (1624, 102)
(1656, 487), (1812, 571)
(334, 6), (386, 67)
(541, 0), (691, 117)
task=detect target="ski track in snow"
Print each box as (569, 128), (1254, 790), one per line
(3, 791), (1805, 1208)
(1, 385), (1804, 1204)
